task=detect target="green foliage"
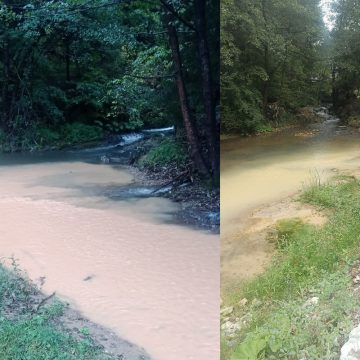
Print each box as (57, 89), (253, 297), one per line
(59, 123), (104, 145)
(231, 338), (266, 360)
(255, 123), (273, 134)
(0, 123), (103, 151)
(139, 138), (189, 170)
(0, 1), (219, 178)
(0, 1), (179, 146)
(230, 271), (356, 360)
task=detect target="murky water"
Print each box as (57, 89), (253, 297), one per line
(0, 152), (219, 360)
(221, 110), (359, 284)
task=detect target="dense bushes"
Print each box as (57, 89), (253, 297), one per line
(0, 123), (104, 152)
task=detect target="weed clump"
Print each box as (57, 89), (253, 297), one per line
(270, 218), (307, 249)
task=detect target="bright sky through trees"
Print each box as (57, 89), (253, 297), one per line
(320, 0), (334, 30)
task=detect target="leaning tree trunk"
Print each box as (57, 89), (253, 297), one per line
(261, 0), (270, 116)
(163, 10), (209, 177)
(1, 39), (11, 130)
(194, 0), (219, 186)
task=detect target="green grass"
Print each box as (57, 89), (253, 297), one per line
(268, 218), (308, 250)
(223, 177), (360, 359)
(0, 263), (115, 360)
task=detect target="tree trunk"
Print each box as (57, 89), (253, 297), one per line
(163, 9), (209, 177)
(261, 0), (270, 116)
(1, 39), (11, 130)
(65, 39), (71, 82)
(193, 0), (219, 186)
(331, 64), (337, 107)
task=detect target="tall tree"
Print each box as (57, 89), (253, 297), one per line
(330, 0), (360, 111)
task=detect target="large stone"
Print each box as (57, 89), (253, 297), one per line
(221, 321), (241, 337)
(220, 306), (234, 317)
(303, 296), (319, 307)
(340, 324), (360, 360)
(238, 298), (248, 307)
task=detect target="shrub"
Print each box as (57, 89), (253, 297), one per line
(139, 138), (188, 170)
(348, 115), (360, 128)
(60, 122), (104, 145)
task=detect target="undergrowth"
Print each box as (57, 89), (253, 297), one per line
(0, 122), (104, 152)
(138, 138), (188, 170)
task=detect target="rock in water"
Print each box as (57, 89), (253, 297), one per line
(100, 155), (110, 164)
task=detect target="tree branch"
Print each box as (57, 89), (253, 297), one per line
(159, 0), (196, 32)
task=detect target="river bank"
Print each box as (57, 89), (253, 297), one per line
(98, 133), (220, 233)
(0, 261), (149, 360)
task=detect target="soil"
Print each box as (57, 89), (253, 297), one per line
(58, 306), (150, 360)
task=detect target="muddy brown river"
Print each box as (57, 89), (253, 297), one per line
(0, 153), (219, 360)
(221, 109), (360, 286)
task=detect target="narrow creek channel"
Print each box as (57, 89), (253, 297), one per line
(0, 147), (219, 360)
(221, 108), (360, 285)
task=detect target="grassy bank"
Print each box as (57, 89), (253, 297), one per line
(0, 262), (116, 360)
(222, 176), (360, 359)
